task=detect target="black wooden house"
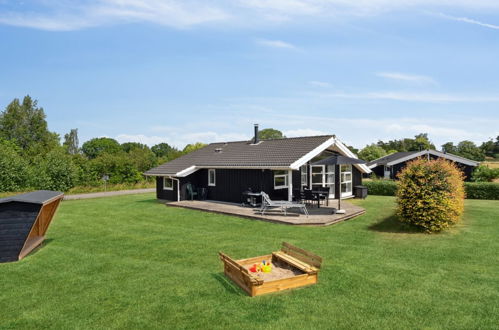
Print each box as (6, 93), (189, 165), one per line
(367, 150), (479, 181)
(145, 126), (371, 203)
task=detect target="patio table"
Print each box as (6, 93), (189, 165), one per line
(311, 191), (329, 208)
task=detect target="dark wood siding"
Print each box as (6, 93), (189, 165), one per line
(172, 169), (297, 203)
(156, 176), (178, 201)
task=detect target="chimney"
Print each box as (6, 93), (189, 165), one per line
(253, 124), (259, 144)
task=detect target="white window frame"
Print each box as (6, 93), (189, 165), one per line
(274, 170), (288, 190)
(311, 165), (335, 197)
(163, 177), (174, 190)
(300, 165), (307, 186)
(208, 169), (216, 186)
(340, 164), (353, 197)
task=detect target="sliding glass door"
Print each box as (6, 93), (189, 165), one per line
(311, 165), (335, 198)
(340, 164), (353, 197)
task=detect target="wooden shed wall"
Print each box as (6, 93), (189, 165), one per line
(0, 202), (41, 263)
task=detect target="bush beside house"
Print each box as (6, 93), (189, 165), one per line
(396, 159), (465, 233)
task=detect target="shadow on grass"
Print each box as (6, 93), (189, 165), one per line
(368, 215), (423, 234)
(134, 199), (162, 205)
(211, 273), (246, 296)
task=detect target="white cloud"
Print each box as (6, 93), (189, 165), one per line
(435, 12), (499, 30)
(0, 0), (228, 31)
(308, 81), (333, 88)
(376, 72), (437, 85)
(6, 0), (499, 31)
(256, 38), (296, 49)
(320, 91), (499, 103)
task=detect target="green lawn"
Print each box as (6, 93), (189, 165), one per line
(1, 194), (498, 329)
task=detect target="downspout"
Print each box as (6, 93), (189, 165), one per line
(172, 177), (180, 202)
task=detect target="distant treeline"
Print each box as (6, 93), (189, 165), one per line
(0, 95), (205, 192)
(350, 133), (499, 162)
(1, 95), (498, 192)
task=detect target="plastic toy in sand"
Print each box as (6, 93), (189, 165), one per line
(249, 260), (272, 273)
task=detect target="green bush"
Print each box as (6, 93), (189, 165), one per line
(88, 153), (143, 184)
(0, 139), (31, 192)
(364, 180), (397, 196)
(32, 149), (78, 191)
(472, 165), (499, 182)
(465, 182), (499, 200)
(396, 159), (465, 233)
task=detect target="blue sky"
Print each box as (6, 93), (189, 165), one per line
(0, 1), (498, 149)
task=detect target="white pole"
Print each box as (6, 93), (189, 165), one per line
(288, 170), (293, 201)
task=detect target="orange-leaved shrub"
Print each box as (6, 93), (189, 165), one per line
(396, 158), (465, 233)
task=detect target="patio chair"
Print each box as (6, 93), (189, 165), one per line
(303, 189), (319, 207)
(186, 183), (198, 200)
(260, 192), (308, 217)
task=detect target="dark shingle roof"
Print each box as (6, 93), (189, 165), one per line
(145, 135), (334, 176)
(0, 190), (63, 205)
(367, 151), (418, 167)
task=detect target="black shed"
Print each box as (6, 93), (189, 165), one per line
(0, 190), (63, 263)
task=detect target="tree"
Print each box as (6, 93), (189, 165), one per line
(121, 142), (149, 153)
(258, 128), (285, 140)
(151, 142), (177, 158)
(411, 133), (435, 151)
(456, 141), (485, 161)
(63, 128), (80, 155)
(358, 144), (387, 161)
(442, 142), (457, 154)
(346, 145), (359, 155)
(81, 137), (121, 159)
(0, 139), (31, 192)
(183, 142), (207, 154)
(377, 133), (435, 152)
(88, 153), (143, 184)
(0, 95), (59, 156)
(480, 137), (499, 158)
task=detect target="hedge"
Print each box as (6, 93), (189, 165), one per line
(364, 180), (499, 200)
(464, 182), (499, 200)
(363, 180), (398, 196)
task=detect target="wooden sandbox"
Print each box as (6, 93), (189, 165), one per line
(219, 242), (323, 296)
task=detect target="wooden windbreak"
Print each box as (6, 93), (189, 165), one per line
(219, 242), (323, 297)
(18, 195), (63, 260)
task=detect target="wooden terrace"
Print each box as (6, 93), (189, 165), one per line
(166, 199), (365, 226)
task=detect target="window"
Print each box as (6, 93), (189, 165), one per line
(300, 165), (307, 186)
(340, 164), (352, 196)
(208, 169), (216, 186)
(312, 165), (323, 185)
(274, 170), (288, 189)
(163, 177), (173, 190)
(311, 165), (335, 196)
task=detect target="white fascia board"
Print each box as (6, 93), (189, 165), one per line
(368, 163), (378, 169)
(428, 150), (479, 166)
(385, 150), (479, 167)
(175, 166), (198, 177)
(195, 165), (292, 170)
(289, 136), (337, 170)
(144, 173), (175, 177)
(335, 139), (372, 174)
(386, 150), (426, 166)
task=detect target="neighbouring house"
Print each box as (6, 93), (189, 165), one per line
(145, 125), (371, 203)
(366, 150), (479, 181)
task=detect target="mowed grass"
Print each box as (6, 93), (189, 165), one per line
(1, 194), (498, 329)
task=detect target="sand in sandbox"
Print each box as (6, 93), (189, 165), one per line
(244, 260), (305, 281)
